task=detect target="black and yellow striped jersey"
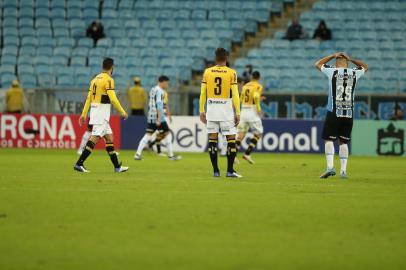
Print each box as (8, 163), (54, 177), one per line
(89, 72), (115, 104)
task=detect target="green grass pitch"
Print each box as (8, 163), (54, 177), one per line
(0, 148), (405, 270)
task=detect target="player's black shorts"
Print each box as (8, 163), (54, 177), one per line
(131, 109), (145, 116)
(87, 121), (93, 132)
(146, 121), (169, 134)
(322, 111), (353, 143)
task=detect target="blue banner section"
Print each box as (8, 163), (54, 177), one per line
(242, 119), (324, 153)
(120, 116), (325, 153)
(120, 116), (147, 150)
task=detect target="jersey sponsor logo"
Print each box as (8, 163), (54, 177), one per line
(208, 100), (227, 105)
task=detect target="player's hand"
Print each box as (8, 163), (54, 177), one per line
(334, 52), (344, 58)
(342, 53), (351, 60)
(121, 112), (128, 120)
(200, 112), (207, 124)
(235, 115), (240, 126)
(79, 116), (86, 126)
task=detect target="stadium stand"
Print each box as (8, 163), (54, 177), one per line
(234, 0), (406, 93)
(0, 0), (286, 90)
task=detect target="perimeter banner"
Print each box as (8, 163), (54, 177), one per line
(120, 116), (324, 153)
(0, 114), (121, 149)
(352, 120), (406, 156)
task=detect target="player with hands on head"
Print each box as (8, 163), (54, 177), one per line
(315, 52), (368, 179)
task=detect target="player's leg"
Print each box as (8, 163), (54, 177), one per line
(207, 121), (220, 176)
(154, 133), (164, 155)
(243, 121), (263, 164)
(320, 112), (338, 178)
(222, 121), (242, 178)
(338, 118), (353, 179)
(160, 124), (180, 160)
(135, 123), (155, 159)
(104, 132), (128, 172)
(77, 124), (92, 155)
(74, 132), (100, 172)
(235, 121), (248, 164)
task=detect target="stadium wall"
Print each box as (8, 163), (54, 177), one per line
(1, 114), (404, 157)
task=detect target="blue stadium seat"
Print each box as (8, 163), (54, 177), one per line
(51, 0), (66, 9)
(209, 10), (224, 20)
(114, 38), (131, 48)
(67, 8), (82, 20)
(78, 38), (94, 48)
(118, 0), (134, 9)
(182, 30), (199, 39)
(56, 37), (75, 48)
(19, 74), (37, 88)
(38, 74), (56, 87)
(72, 47), (89, 57)
(3, 18), (18, 27)
(50, 8), (66, 20)
(168, 39), (185, 48)
(36, 28), (53, 38)
(37, 47), (53, 56)
(70, 56), (87, 67)
(67, 0), (82, 9)
(4, 7), (18, 18)
(131, 38), (148, 48)
(57, 75), (75, 88)
(124, 20), (141, 29)
(36, 65), (53, 75)
(19, 8), (34, 19)
(36, 8), (50, 19)
(164, 29), (182, 39)
(97, 38), (113, 48)
(88, 47), (106, 58)
(52, 56), (68, 66)
(21, 37), (38, 47)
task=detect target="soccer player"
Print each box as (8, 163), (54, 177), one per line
(74, 58), (129, 173)
(315, 52), (368, 179)
(199, 48), (241, 178)
(236, 71), (264, 164)
(134, 75), (179, 160)
(148, 86), (172, 156)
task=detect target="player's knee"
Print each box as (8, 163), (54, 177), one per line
(209, 133), (218, 140)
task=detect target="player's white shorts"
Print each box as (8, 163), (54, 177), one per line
(206, 120), (237, 135)
(238, 120), (263, 134)
(91, 121), (112, 137)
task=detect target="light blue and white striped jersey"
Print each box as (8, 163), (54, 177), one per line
(147, 85), (166, 123)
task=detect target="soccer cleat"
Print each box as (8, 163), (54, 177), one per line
(340, 171), (348, 179)
(213, 171), (221, 177)
(226, 171), (243, 178)
(242, 154), (255, 164)
(319, 168), (336, 179)
(168, 155), (182, 161)
(74, 164), (90, 173)
(234, 157), (240, 164)
(115, 166), (129, 173)
(134, 153), (142, 160)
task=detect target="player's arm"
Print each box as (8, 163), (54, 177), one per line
(156, 91), (164, 126)
(231, 84), (240, 116)
(199, 71), (207, 124)
(106, 79), (128, 119)
(346, 55), (369, 73)
(107, 90), (128, 119)
(79, 88), (92, 126)
(314, 52), (342, 71)
(254, 92), (261, 114)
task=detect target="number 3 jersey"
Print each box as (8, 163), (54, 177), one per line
(321, 64), (365, 118)
(201, 65), (238, 121)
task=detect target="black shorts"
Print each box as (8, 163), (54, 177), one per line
(322, 111), (353, 143)
(146, 122), (169, 134)
(131, 109), (145, 116)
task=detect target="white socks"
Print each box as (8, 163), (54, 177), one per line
(325, 141), (335, 170)
(164, 135), (174, 157)
(78, 131), (91, 153)
(339, 144), (349, 173)
(136, 134), (151, 156)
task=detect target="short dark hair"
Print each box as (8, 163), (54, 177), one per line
(158, 75), (170, 82)
(215, 47), (229, 62)
(252, 71), (260, 80)
(103, 58), (114, 70)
